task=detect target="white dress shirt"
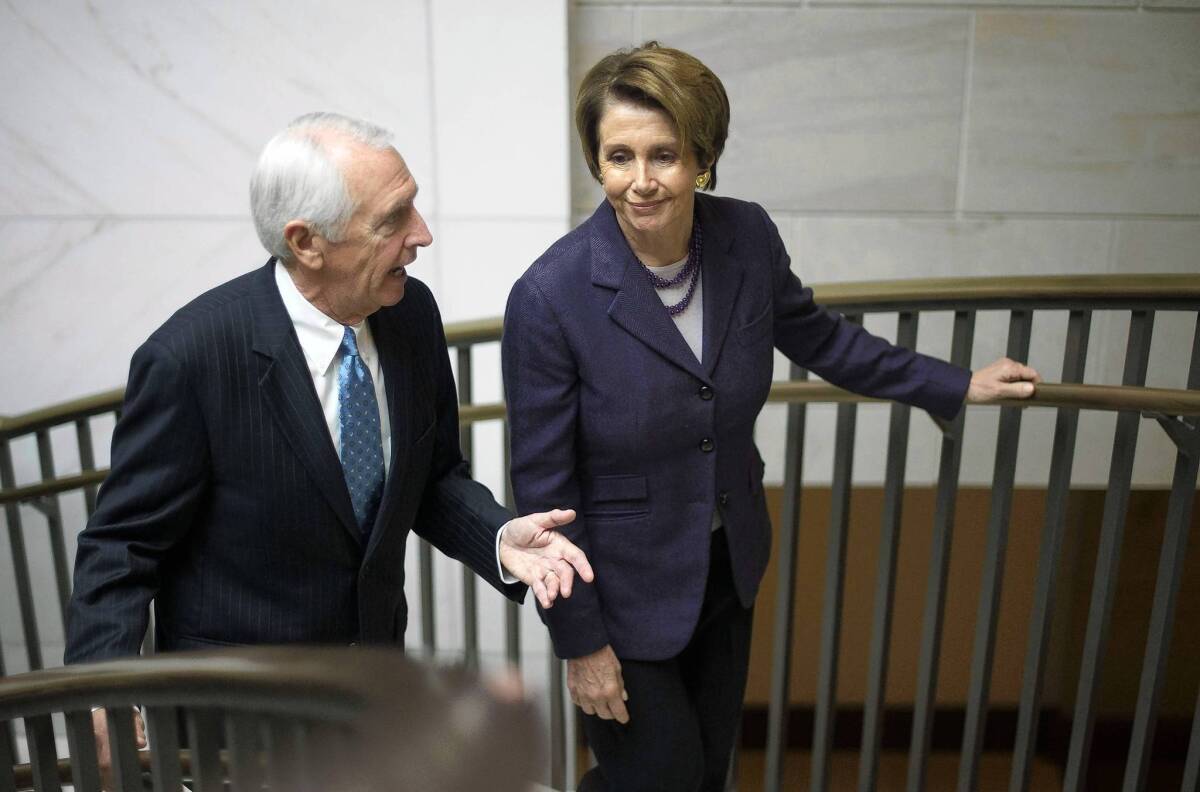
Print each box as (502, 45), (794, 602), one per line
(274, 262), (392, 471)
(273, 262), (514, 581)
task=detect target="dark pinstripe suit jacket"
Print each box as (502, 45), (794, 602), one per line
(65, 260), (522, 663)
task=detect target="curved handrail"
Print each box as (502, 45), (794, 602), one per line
(4, 274), (1198, 438)
(3, 647), (539, 792)
(3, 382), (1195, 507)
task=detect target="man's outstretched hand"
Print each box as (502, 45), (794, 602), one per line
(499, 508), (594, 609)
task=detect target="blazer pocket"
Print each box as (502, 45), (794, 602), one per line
(585, 474), (649, 519)
(736, 302), (773, 347)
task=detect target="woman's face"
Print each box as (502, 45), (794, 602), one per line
(596, 101), (704, 248)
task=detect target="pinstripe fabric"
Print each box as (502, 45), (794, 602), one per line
(65, 260), (522, 664)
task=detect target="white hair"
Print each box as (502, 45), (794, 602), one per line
(249, 112), (395, 262)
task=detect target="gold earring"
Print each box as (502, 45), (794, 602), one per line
(695, 171), (711, 190)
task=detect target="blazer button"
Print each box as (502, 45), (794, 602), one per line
(698, 385), (714, 401)
(700, 438), (715, 453)
(719, 491), (729, 506)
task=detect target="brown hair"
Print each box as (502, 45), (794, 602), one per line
(575, 42), (730, 191)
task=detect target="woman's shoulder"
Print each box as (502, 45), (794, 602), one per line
(516, 212), (601, 294)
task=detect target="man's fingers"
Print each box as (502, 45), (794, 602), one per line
(532, 578), (551, 609)
(558, 539), (594, 582)
(593, 700), (615, 721)
(528, 508), (577, 530)
(556, 561), (575, 598)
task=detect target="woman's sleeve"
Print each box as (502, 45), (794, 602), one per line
(759, 205), (971, 420)
(502, 275), (611, 659)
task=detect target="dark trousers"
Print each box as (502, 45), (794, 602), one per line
(578, 529), (754, 792)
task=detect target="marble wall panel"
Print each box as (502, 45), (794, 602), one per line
(569, 5), (638, 214)
(0, 219), (263, 414)
(636, 7), (970, 213)
(810, 0), (1134, 5)
(744, 214), (1190, 485)
(431, 0), (570, 220)
(966, 11), (1200, 215)
(0, 1), (435, 217)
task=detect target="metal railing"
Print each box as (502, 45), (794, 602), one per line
(2, 275), (1199, 791)
(0, 646), (538, 791)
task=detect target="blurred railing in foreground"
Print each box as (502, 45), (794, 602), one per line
(1, 646), (537, 791)
(2, 274), (1199, 791)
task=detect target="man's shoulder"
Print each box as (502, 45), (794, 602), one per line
(144, 261), (273, 354)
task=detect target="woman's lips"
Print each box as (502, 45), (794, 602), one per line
(629, 199), (664, 213)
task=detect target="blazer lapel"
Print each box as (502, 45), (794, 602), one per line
(697, 194), (745, 377)
(250, 261), (361, 544)
(589, 203), (710, 383)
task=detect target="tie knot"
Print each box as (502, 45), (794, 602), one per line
(340, 326), (360, 358)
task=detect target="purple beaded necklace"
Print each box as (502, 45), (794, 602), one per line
(640, 221), (702, 316)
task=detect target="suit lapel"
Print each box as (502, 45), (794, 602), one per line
(363, 308), (413, 559)
(697, 195), (745, 377)
(250, 261), (361, 544)
(589, 203), (710, 383)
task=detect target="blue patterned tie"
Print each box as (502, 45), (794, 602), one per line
(338, 326), (385, 537)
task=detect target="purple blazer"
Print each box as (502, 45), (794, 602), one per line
(502, 194), (969, 661)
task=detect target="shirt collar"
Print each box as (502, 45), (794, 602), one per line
(274, 260), (365, 379)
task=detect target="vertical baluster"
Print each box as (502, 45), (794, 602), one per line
(35, 430), (71, 619)
(64, 709), (102, 792)
(0, 719), (16, 792)
(106, 706), (143, 792)
(764, 363), (810, 792)
(502, 421), (521, 668)
(228, 712), (266, 792)
(25, 714), (60, 792)
(1183, 687), (1200, 792)
(419, 538), (436, 657)
(1009, 309), (1091, 792)
(1063, 309), (1154, 792)
(550, 654), (566, 791)
(264, 717), (305, 792)
(858, 313), (919, 792)
(186, 708), (225, 792)
(144, 706), (183, 792)
(957, 310), (1034, 792)
(75, 418), (99, 517)
(0, 438), (43, 670)
(812, 313), (862, 792)
(907, 310), (976, 792)
(456, 346), (480, 671)
(1121, 316), (1200, 792)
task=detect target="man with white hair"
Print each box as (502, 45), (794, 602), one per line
(64, 113), (591, 768)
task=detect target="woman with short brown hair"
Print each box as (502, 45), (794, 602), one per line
(503, 42), (1038, 791)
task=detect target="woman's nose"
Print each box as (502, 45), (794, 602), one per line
(631, 160), (654, 193)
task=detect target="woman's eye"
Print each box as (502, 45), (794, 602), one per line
(656, 152), (677, 164)
(607, 152), (629, 165)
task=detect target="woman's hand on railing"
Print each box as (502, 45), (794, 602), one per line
(967, 357), (1042, 404)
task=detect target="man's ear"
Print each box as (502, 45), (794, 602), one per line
(283, 220), (323, 271)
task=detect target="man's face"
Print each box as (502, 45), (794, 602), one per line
(311, 144), (432, 323)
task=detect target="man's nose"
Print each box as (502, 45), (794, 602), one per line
(411, 209), (433, 248)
